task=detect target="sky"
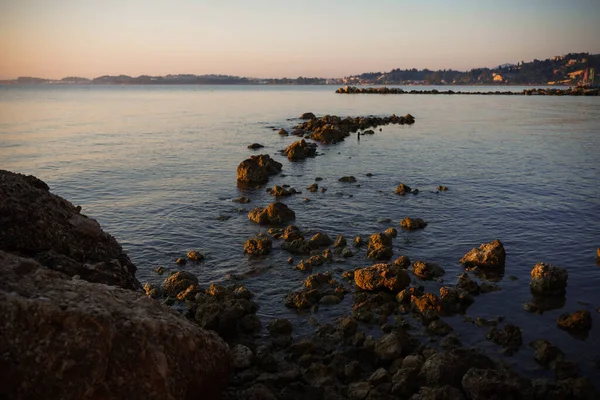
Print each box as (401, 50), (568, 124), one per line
(1, 0), (599, 79)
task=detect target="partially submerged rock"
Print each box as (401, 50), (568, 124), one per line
(557, 310), (592, 332)
(0, 170), (138, 289)
(354, 263), (411, 292)
(162, 270), (198, 298)
(460, 239), (506, 269)
(284, 139), (317, 161)
(248, 143), (264, 149)
(400, 217), (427, 230)
(486, 324), (522, 354)
(236, 154), (282, 185)
(530, 262), (568, 295)
(394, 183), (412, 195)
(0, 251), (230, 400)
(367, 232), (393, 260)
(248, 202), (295, 225)
(299, 112), (316, 120)
(338, 176), (357, 183)
(412, 261), (445, 280)
(244, 235), (273, 256)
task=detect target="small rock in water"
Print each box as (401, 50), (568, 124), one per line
(233, 196), (250, 204)
(187, 250), (205, 261)
(438, 185), (449, 191)
(315, 177), (323, 181)
(176, 258), (187, 265)
(247, 143), (264, 149)
(338, 176), (357, 183)
(155, 266), (166, 275)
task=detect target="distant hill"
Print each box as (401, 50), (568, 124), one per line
(342, 52), (600, 85)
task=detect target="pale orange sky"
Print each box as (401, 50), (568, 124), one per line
(1, 0), (599, 79)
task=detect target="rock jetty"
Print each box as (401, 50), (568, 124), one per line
(336, 85), (600, 96)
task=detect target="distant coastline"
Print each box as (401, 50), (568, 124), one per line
(2, 51), (597, 87)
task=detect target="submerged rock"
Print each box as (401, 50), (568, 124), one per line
(557, 310), (592, 332)
(460, 239), (506, 269)
(0, 251), (230, 400)
(0, 170), (139, 289)
(248, 202), (295, 225)
(530, 262), (568, 295)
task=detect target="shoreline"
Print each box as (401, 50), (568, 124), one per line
(336, 86), (600, 96)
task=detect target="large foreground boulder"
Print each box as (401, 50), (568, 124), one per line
(0, 170), (138, 289)
(460, 239), (506, 269)
(0, 251), (230, 400)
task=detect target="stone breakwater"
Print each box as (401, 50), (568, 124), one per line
(336, 85), (600, 96)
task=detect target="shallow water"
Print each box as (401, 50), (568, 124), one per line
(1, 84), (599, 383)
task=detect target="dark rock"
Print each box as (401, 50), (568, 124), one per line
(400, 217), (427, 230)
(456, 272), (480, 295)
(393, 256), (411, 269)
(162, 271), (198, 297)
(339, 176), (357, 183)
(0, 251), (230, 400)
(278, 128), (289, 136)
(267, 318), (293, 336)
(355, 263), (411, 292)
(374, 332), (405, 360)
(281, 238), (311, 255)
(187, 250), (205, 261)
(248, 202), (295, 225)
(0, 170), (139, 289)
(530, 262), (568, 295)
(354, 236), (364, 248)
(300, 112), (316, 120)
(384, 227), (397, 238)
(412, 261), (445, 280)
(529, 339), (565, 368)
(231, 344), (253, 370)
(438, 185), (448, 191)
(308, 232), (333, 248)
(428, 319), (453, 336)
(461, 368), (532, 400)
(486, 324), (522, 354)
(248, 143), (264, 149)
(394, 183), (412, 195)
(282, 225), (304, 241)
(460, 239), (506, 269)
(307, 183), (319, 192)
(557, 310), (592, 332)
(233, 196), (251, 203)
(480, 283), (501, 293)
(244, 235), (272, 255)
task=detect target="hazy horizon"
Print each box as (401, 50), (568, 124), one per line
(1, 0), (599, 80)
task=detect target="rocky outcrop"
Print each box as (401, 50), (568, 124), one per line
(530, 262), (568, 295)
(248, 203), (295, 225)
(0, 250), (230, 400)
(0, 170), (138, 289)
(460, 239), (506, 269)
(284, 139), (317, 161)
(354, 263), (411, 292)
(236, 155), (282, 186)
(367, 232), (393, 260)
(244, 235), (273, 256)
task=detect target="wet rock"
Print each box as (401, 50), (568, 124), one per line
(530, 262), (568, 296)
(162, 270), (198, 297)
(393, 256), (411, 269)
(270, 185), (292, 197)
(461, 368), (532, 400)
(390, 367), (419, 397)
(233, 196), (251, 203)
(412, 261), (445, 280)
(308, 232), (333, 248)
(354, 236), (364, 248)
(367, 233), (393, 260)
(396, 286), (423, 304)
(486, 324), (522, 354)
(400, 217), (427, 230)
(267, 318), (293, 337)
(456, 272), (480, 295)
(244, 235), (272, 255)
(348, 382), (371, 400)
(282, 225), (303, 241)
(307, 183), (319, 192)
(440, 335), (463, 350)
(248, 143), (264, 149)
(394, 183), (412, 195)
(384, 227), (397, 238)
(284, 139), (317, 161)
(438, 185), (448, 191)
(428, 319), (453, 336)
(187, 250), (205, 261)
(285, 272), (345, 310)
(0, 251), (230, 400)
(339, 176), (357, 183)
(411, 292), (443, 314)
(248, 202), (295, 225)
(554, 360), (580, 380)
(176, 257), (187, 265)
(333, 234), (347, 248)
(460, 239), (506, 269)
(418, 351), (466, 388)
(529, 339), (565, 369)
(236, 154), (282, 185)
(281, 238), (311, 255)
(374, 332), (405, 360)
(480, 283), (501, 293)
(557, 310), (592, 332)
(0, 170), (139, 289)
(340, 247), (354, 258)
(278, 128), (289, 136)
(295, 254), (327, 272)
(355, 263), (411, 292)
(404, 114), (415, 124)
(143, 282), (162, 298)
(439, 286), (474, 314)
(231, 344), (253, 370)
(300, 112), (316, 120)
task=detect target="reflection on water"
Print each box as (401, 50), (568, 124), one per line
(1, 84), (600, 384)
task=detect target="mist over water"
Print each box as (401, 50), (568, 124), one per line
(1, 84), (599, 383)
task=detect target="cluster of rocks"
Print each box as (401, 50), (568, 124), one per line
(291, 113), (415, 144)
(336, 85), (600, 96)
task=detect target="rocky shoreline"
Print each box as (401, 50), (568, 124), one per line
(1, 108), (598, 400)
(336, 86), (600, 96)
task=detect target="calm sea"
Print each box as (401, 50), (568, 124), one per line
(1, 84), (599, 382)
